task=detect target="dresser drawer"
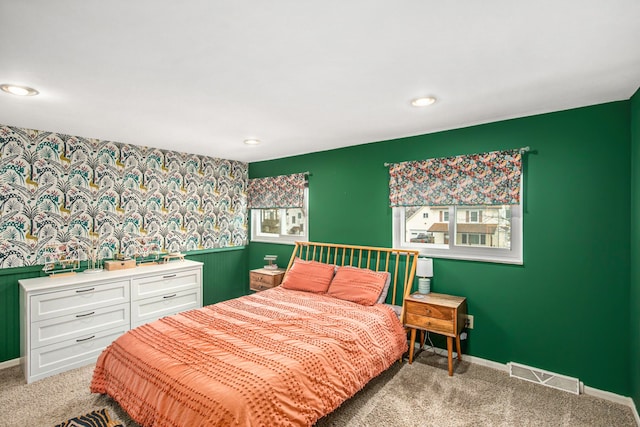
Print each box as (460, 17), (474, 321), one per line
(131, 269), (200, 301)
(30, 326), (128, 382)
(405, 300), (454, 321)
(32, 303), (129, 349)
(30, 281), (129, 322)
(405, 312), (455, 335)
(131, 287), (201, 327)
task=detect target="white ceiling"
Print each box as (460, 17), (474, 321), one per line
(1, 1), (639, 163)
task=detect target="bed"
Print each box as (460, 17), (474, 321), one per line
(91, 242), (419, 426)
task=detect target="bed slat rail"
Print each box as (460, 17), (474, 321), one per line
(286, 242), (419, 308)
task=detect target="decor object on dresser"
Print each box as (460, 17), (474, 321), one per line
(41, 242), (82, 276)
(84, 233), (103, 274)
(134, 236), (164, 265)
(19, 260), (202, 383)
(162, 252), (185, 263)
(249, 267), (285, 292)
(403, 292), (467, 376)
(103, 259), (137, 271)
(90, 241), (418, 427)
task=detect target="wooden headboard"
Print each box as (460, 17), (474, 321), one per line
(286, 241), (420, 309)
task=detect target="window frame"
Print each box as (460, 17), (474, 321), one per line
(250, 188), (309, 245)
(393, 204), (523, 265)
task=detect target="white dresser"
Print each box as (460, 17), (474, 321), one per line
(19, 260), (203, 383)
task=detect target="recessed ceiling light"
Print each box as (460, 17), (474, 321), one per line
(243, 139), (261, 145)
(411, 96), (436, 107)
(1, 84), (39, 96)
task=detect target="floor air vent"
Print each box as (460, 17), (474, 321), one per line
(508, 362), (581, 395)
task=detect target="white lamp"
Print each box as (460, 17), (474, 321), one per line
(415, 257), (433, 297)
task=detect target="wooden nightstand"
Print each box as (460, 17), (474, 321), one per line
(404, 292), (467, 376)
(249, 268), (286, 292)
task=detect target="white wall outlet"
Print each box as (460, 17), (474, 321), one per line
(463, 314), (474, 329)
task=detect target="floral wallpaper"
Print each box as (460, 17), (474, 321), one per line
(0, 125), (247, 268)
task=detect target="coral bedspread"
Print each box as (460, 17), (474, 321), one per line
(91, 287), (407, 426)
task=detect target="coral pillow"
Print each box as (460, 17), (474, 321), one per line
(327, 266), (389, 306)
(281, 258), (336, 293)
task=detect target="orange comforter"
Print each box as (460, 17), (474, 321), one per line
(91, 287), (407, 426)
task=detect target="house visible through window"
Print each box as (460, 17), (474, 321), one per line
(394, 204), (521, 263)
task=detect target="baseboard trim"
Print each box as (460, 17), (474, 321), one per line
(583, 385), (632, 406)
(412, 342), (639, 425)
(0, 357), (20, 370)
(412, 341), (508, 372)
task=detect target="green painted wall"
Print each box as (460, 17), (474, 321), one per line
(185, 247), (248, 304)
(0, 247), (248, 363)
(631, 87), (640, 408)
(0, 266), (42, 362)
(249, 101), (632, 395)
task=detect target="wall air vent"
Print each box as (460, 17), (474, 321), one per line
(508, 362), (582, 395)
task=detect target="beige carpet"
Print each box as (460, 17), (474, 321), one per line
(0, 351), (636, 426)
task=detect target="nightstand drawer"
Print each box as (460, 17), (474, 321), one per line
(405, 312), (454, 335)
(250, 281), (276, 292)
(249, 268), (285, 292)
(405, 300), (454, 321)
(249, 272), (280, 286)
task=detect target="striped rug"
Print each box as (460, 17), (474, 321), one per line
(54, 408), (124, 427)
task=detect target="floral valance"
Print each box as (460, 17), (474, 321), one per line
(248, 173), (306, 209)
(389, 149), (522, 207)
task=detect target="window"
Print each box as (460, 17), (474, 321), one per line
(248, 172), (308, 245)
(393, 204), (522, 264)
(388, 148), (524, 264)
(250, 189), (308, 244)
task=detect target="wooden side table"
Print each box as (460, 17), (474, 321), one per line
(404, 292), (467, 376)
(249, 268), (286, 292)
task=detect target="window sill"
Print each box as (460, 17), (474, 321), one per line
(250, 238), (299, 245)
(402, 245), (523, 265)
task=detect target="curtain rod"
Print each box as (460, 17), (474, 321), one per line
(383, 147), (531, 167)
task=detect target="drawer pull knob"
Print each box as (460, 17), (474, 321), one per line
(163, 274), (177, 279)
(75, 311), (95, 318)
(163, 294), (177, 299)
(76, 335), (95, 342)
(76, 287), (95, 293)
